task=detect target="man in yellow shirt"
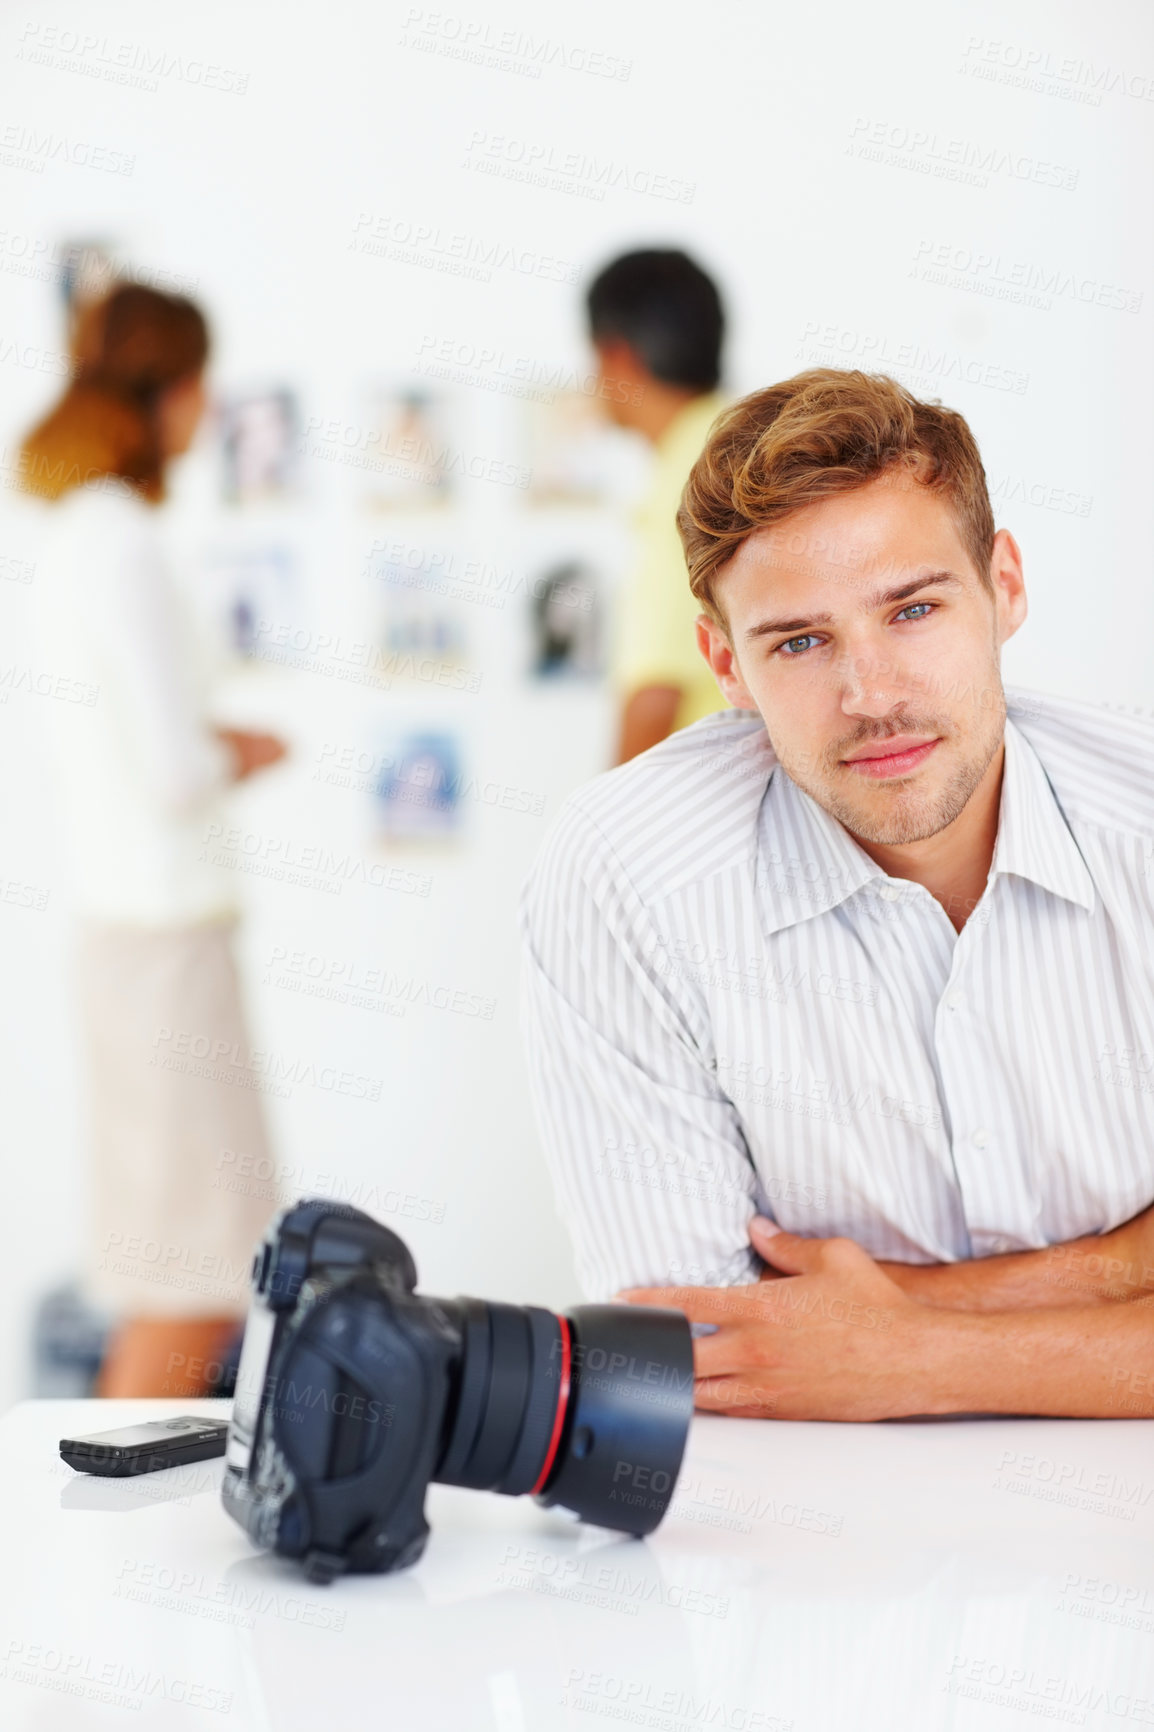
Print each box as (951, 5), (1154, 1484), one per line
(587, 250), (729, 762)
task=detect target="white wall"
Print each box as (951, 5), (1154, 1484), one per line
(1, 0), (1151, 1411)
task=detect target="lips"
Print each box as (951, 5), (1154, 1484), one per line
(841, 736), (940, 780)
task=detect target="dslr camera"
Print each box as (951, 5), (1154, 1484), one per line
(222, 1199), (694, 1582)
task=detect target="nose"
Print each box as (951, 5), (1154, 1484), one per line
(836, 642), (912, 719)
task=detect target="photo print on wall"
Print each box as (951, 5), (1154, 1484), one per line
(362, 387), (453, 510)
(220, 389), (299, 504)
(524, 390), (651, 509)
(376, 581), (475, 693)
(527, 558), (603, 679)
(203, 543), (299, 661)
(372, 730), (464, 843)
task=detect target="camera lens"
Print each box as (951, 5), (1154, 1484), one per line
(538, 1304), (694, 1535)
(433, 1299), (693, 1535)
(434, 1300), (567, 1496)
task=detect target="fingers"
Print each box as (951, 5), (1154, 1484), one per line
(694, 1373), (782, 1414)
(748, 1214), (782, 1245)
(756, 1228), (869, 1278)
(755, 1229), (821, 1276)
(691, 1326), (778, 1380)
(749, 1216), (813, 1274)
(617, 1283), (765, 1322)
(750, 1217), (789, 1282)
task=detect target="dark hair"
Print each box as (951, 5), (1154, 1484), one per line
(20, 284), (209, 502)
(679, 369), (996, 626)
(586, 249), (724, 391)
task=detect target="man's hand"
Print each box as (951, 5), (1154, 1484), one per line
(215, 727), (288, 781)
(624, 1217), (1154, 1420)
(621, 1229), (934, 1422)
(751, 1204), (1154, 1314)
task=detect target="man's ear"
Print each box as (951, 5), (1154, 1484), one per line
(989, 528), (1027, 647)
(696, 613), (758, 711)
(595, 335), (645, 386)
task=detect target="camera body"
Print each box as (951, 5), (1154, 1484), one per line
(222, 1199), (694, 1583)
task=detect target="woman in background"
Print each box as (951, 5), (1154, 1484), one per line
(22, 284), (285, 1396)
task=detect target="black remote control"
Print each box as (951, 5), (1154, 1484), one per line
(60, 1416), (229, 1477)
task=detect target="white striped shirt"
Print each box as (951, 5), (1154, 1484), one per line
(519, 686), (1154, 1300)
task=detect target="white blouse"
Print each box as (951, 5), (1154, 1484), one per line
(30, 483), (236, 926)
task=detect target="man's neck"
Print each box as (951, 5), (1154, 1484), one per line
(635, 382), (704, 446)
(851, 740), (1006, 935)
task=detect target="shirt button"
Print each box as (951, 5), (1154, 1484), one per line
(945, 990), (964, 1011)
(971, 1128), (990, 1149)
(877, 883), (902, 902)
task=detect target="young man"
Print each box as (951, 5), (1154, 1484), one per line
(520, 369), (1154, 1422)
(586, 249), (729, 761)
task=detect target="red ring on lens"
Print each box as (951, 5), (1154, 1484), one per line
(530, 1313), (571, 1495)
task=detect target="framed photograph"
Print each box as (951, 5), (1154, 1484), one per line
(524, 391), (645, 508)
(220, 389), (299, 504)
(363, 388), (452, 510)
(372, 731), (463, 842)
(201, 544), (299, 661)
(374, 561), (470, 688)
(528, 558), (603, 679)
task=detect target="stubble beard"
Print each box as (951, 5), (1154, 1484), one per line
(782, 689), (1007, 848)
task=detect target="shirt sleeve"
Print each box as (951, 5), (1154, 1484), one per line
(519, 796), (762, 1300)
(83, 512), (233, 815)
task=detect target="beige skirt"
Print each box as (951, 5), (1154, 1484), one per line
(76, 917), (281, 1319)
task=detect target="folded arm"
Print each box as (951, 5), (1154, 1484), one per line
(624, 1225), (1154, 1421)
(875, 1203), (1154, 1311)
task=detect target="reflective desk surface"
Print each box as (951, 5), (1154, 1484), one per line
(3, 1399), (1153, 1730)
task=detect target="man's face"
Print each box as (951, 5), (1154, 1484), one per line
(697, 473), (1027, 847)
(592, 338), (647, 431)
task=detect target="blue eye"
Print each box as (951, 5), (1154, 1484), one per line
(774, 602), (936, 659)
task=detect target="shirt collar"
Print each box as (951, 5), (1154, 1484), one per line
(756, 761), (883, 938)
(755, 714), (1095, 939)
(990, 713), (1096, 913)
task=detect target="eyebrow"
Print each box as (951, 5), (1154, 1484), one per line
(743, 570), (965, 642)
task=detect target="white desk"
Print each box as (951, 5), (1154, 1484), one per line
(2, 1400), (1152, 1730)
